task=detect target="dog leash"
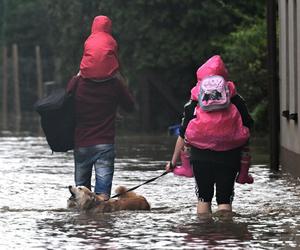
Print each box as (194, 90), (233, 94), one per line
(110, 170), (170, 199)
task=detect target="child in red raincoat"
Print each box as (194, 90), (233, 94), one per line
(79, 15), (119, 80)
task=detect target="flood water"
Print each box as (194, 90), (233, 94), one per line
(0, 135), (299, 249)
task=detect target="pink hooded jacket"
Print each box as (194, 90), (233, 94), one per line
(80, 16), (119, 80)
(185, 55), (250, 151)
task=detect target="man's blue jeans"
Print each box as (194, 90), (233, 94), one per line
(74, 144), (115, 197)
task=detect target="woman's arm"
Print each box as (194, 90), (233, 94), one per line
(166, 136), (185, 172)
(166, 100), (197, 172)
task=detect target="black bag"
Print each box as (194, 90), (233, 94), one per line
(34, 80), (78, 152)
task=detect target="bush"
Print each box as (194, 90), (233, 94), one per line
(251, 101), (269, 133)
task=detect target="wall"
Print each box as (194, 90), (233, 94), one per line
(278, 0), (300, 176)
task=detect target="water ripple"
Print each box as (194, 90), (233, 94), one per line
(0, 136), (299, 249)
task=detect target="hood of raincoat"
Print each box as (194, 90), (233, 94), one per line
(190, 55), (236, 100)
(80, 15), (119, 80)
(91, 15), (112, 34)
(196, 55), (228, 81)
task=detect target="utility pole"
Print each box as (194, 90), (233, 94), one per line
(267, 0), (280, 171)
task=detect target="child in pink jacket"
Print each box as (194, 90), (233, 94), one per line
(167, 55), (253, 214)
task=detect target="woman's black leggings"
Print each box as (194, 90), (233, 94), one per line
(192, 161), (239, 204)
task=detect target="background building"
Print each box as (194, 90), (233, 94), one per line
(278, 0), (300, 177)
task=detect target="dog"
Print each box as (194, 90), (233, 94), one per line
(67, 185), (150, 213)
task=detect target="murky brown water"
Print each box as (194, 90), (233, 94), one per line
(0, 135), (299, 249)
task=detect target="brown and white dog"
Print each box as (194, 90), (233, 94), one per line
(68, 185), (150, 213)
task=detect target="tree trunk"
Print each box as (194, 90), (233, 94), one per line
(2, 46), (8, 130)
(12, 44), (21, 132)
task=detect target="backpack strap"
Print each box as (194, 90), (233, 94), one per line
(231, 94), (254, 129)
(72, 77), (80, 96)
(180, 100), (197, 138)
(66, 76), (80, 94)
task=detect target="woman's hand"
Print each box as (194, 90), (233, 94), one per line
(165, 161), (175, 172)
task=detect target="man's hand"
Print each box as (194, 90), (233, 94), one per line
(115, 71), (128, 87)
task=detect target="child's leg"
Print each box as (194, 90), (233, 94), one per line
(236, 144), (254, 184)
(193, 161), (214, 214)
(74, 148), (93, 190)
(94, 144), (115, 197)
(197, 201), (212, 214)
(217, 204), (232, 211)
(215, 162), (239, 212)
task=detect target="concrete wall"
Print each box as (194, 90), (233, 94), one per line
(278, 0), (300, 176)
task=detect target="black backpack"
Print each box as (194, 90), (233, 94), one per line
(34, 78), (79, 152)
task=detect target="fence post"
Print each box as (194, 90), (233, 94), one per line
(35, 45), (43, 135)
(12, 43), (21, 132)
(35, 45), (43, 99)
(2, 46), (8, 130)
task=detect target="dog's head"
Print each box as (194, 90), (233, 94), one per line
(68, 186), (96, 210)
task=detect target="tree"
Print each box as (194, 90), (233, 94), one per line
(0, 0), (268, 132)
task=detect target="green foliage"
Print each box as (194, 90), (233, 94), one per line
(97, 1), (269, 130)
(212, 3), (268, 131)
(99, 1), (258, 82)
(0, 0), (269, 132)
(2, 0), (50, 53)
(218, 19), (268, 111)
(102, 1), (228, 68)
(251, 100), (268, 133)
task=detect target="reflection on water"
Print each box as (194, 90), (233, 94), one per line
(0, 135), (299, 249)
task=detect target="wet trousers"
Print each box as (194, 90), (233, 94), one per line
(74, 144), (115, 197)
(193, 161), (239, 204)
